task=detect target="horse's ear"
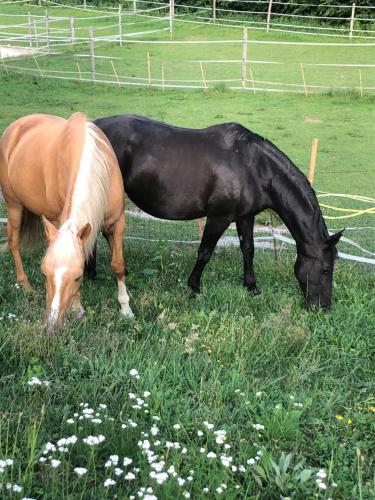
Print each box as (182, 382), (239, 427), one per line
(329, 229), (345, 246)
(42, 216), (58, 245)
(77, 223), (91, 243)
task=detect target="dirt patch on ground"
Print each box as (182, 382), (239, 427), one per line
(304, 116), (323, 124)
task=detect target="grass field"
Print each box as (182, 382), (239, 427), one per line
(1, 4), (375, 498)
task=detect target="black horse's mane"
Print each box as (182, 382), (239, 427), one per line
(236, 126), (329, 241)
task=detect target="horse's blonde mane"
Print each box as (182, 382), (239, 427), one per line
(69, 121), (111, 258)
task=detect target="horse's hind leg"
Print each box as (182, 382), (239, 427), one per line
(188, 215), (232, 294)
(236, 214), (260, 295)
(103, 214), (134, 318)
(6, 204), (32, 290)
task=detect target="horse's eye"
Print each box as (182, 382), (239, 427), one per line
(75, 276), (83, 282)
(321, 269), (330, 275)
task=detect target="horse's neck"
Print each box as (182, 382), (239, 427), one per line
(264, 149), (328, 256)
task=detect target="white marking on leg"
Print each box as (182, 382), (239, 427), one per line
(118, 280), (134, 317)
(49, 265), (68, 325)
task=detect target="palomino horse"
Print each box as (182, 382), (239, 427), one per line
(0, 112), (133, 329)
(88, 114), (344, 308)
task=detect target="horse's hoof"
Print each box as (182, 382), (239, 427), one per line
(76, 309), (86, 320)
(121, 305), (135, 318)
(188, 283), (200, 296)
(246, 285), (261, 296)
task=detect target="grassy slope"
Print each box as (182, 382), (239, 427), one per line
(0, 76), (374, 497)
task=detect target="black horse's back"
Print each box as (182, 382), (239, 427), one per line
(94, 115), (265, 220)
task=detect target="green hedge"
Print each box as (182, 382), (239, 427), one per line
(37, 0), (375, 20)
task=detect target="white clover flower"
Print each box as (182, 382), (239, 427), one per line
(109, 455), (119, 465)
(104, 478), (116, 487)
(197, 430), (203, 437)
(124, 472), (136, 481)
(203, 421), (214, 430)
(39, 457), (47, 463)
(178, 478), (186, 486)
(238, 465), (246, 472)
(27, 377), (42, 386)
(187, 476), (193, 482)
(252, 423), (264, 431)
(316, 481), (327, 490)
(256, 450), (263, 457)
(99, 404), (107, 409)
(83, 408), (94, 415)
(138, 439), (151, 450)
(74, 467), (87, 476)
(332, 482), (338, 488)
(231, 465), (238, 472)
(216, 487), (223, 494)
(51, 459), (61, 468)
(256, 391), (263, 397)
(199, 447), (206, 453)
(150, 461), (165, 472)
(143, 391), (151, 398)
(203, 487), (209, 493)
(183, 492), (190, 498)
(129, 369), (139, 377)
(173, 424), (181, 430)
(144, 495), (157, 500)
(123, 457), (133, 467)
(247, 458), (256, 465)
(294, 403), (303, 408)
(290, 395), (295, 400)
(114, 467), (123, 476)
(66, 419), (75, 424)
(92, 418), (102, 424)
(83, 435), (105, 446)
(150, 471), (168, 484)
(152, 416), (160, 421)
(316, 469), (327, 479)
(181, 447), (187, 454)
(220, 455), (232, 467)
(167, 465), (177, 476)
(150, 426), (159, 436)
(206, 451), (217, 459)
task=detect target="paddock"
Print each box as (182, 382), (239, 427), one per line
(0, 1), (374, 498)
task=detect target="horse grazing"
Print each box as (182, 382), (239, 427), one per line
(89, 114), (343, 309)
(0, 112), (133, 330)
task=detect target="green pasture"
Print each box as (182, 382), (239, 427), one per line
(1, 4), (375, 498)
(1, 2), (375, 93)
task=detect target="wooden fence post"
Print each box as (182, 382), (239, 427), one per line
(89, 27), (95, 83)
(70, 16), (75, 45)
(28, 12), (32, 47)
(349, 3), (356, 39)
(118, 4), (123, 46)
(200, 61), (207, 90)
(147, 51), (151, 88)
(133, 0), (137, 13)
(308, 138), (318, 185)
(33, 20), (39, 49)
(266, 0), (273, 33)
(300, 63), (308, 97)
(213, 0), (216, 23)
(169, 0), (174, 37)
(242, 27), (248, 89)
(83, 0), (87, 9)
(45, 9), (50, 54)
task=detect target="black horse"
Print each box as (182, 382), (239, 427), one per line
(89, 114), (343, 308)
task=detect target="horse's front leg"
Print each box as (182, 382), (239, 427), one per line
(236, 214), (261, 295)
(6, 205), (32, 291)
(188, 215), (232, 294)
(104, 214), (134, 318)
